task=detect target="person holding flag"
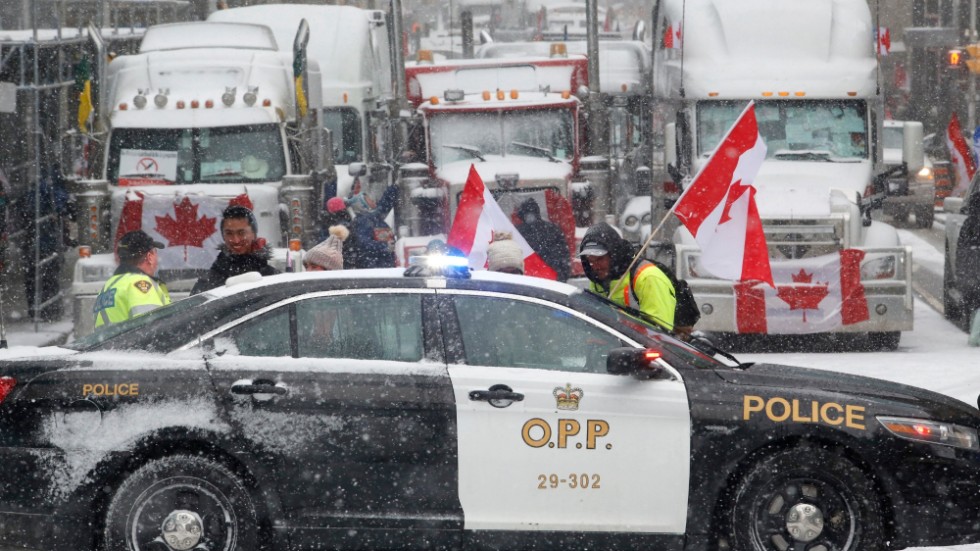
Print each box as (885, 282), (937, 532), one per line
(447, 165), (558, 280)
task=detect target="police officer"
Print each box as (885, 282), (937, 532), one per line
(579, 222), (677, 332)
(94, 230), (171, 328)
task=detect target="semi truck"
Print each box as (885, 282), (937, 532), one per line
(653, 0), (923, 349)
(208, 4), (395, 201)
(70, 20), (332, 337)
(396, 51), (596, 270)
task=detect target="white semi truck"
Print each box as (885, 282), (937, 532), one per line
(70, 20), (332, 337)
(208, 4), (395, 200)
(653, 0), (923, 349)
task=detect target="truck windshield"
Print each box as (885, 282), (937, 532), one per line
(107, 124), (287, 185)
(698, 100), (869, 161)
(428, 109), (574, 168)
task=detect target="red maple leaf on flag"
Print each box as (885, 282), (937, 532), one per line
(155, 197), (218, 261)
(775, 269), (829, 322)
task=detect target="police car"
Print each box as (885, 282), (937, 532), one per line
(1, 261), (980, 551)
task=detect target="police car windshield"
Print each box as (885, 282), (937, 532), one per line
(67, 295), (210, 352)
(570, 290), (725, 370)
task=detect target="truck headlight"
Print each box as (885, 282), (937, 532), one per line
(82, 264), (117, 283)
(860, 254), (897, 280)
(878, 416), (979, 450)
(916, 166), (934, 181)
(624, 215), (639, 230)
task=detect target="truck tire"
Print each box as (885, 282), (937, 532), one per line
(944, 241), (961, 323)
(103, 455), (258, 551)
(868, 331), (900, 351)
(729, 447), (884, 551)
(915, 206), (934, 228)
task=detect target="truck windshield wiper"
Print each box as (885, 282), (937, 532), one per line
(773, 149), (834, 161)
(442, 144), (486, 162)
(510, 141), (560, 162)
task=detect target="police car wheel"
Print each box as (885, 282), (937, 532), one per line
(729, 447), (883, 551)
(103, 455), (258, 551)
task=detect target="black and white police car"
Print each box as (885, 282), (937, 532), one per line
(2, 259), (980, 551)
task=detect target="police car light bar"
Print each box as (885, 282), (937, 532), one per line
(409, 254), (469, 269)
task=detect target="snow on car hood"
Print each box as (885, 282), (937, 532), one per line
(437, 157), (573, 186)
(747, 160), (871, 218)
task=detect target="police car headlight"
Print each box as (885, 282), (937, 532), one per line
(82, 263), (117, 283)
(878, 416), (980, 450)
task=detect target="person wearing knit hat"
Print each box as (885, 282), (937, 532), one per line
(486, 231), (525, 275)
(304, 225), (350, 271)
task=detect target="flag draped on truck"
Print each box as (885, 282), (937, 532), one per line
(947, 113), (977, 197)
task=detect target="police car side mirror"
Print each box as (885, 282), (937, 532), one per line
(606, 347), (669, 379)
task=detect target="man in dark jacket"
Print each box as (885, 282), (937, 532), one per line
(515, 198), (570, 281)
(191, 205), (279, 294)
(337, 184), (399, 269)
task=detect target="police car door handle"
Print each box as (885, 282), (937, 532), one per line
(469, 384), (524, 407)
(231, 380), (288, 396)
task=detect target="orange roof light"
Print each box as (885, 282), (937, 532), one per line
(510, 89), (519, 99)
(417, 50), (434, 63)
(263, 99), (272, 107)
(176, 100), (186, 109)
(847, 91), (858, 96)
(708, 92), (719, 97)
(496, 89), (505, 100)
(778, 91), (789, 97)
(191, 100), (200, 109)
(561, 90), (571, 99)
(550, 43), (568, 57)
(343, 92), (349, 104)
(118, 102), (128, 110)
(795, 91), (806, 97)
(205, 99), (214, 108)
(430, 96), (440, 105)
(78, 245), (92, 258)
(482, 90), (491, 101)
(761, 91), (773, 97)
(289, 238), (302, 252)
(621, 83), (628, 92)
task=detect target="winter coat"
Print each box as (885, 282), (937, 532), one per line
(191, 243), (280, 295)
(516, 199), (571, 282)
(349, 185), (399, 269)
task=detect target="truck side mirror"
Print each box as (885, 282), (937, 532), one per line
(665, 123), (677, 167)
(348, 162), (368, 177)
(632, 21), (646, 42)
(606, 348), (671, 380)
(944, 196), (965, 214)
(902, 121), (925, 174)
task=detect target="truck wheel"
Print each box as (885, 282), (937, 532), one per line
(891, 208), (908, 223)
(868, 331), (900, 351)
(729, 447), (884, 551)
(915, 206), (934, 228)
(103, 455), (258, 551)
(944, 241), (961, 323)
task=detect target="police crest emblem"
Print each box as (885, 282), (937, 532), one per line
(134, 280), (152, 294)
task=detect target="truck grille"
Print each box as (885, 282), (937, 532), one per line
(763, 219), (843, 260)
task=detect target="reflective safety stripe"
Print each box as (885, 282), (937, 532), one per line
(624, 263), (656, 308)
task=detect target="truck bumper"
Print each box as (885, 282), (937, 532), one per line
(677, 246), (914, 334)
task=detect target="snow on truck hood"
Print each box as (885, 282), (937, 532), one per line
(437, 158), (573, 186)
(744, 160), (871, 218)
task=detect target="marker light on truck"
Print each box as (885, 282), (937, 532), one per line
(176, 101), (186, 109)
(205, 99), (214, 109)
(191, 100), (200, 109)
(0, 377), (16, 404)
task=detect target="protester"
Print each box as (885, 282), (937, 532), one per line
(191, 205), (279, 294)
(486, 232), (525, 275)
(304, 225), (349, 271)
(93, 230), (170, 328)
(346, 185), (399, 268)
(515, 198), (570, 281)
(579, 222), (677, 332)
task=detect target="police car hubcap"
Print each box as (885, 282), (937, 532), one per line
(161, 509), (203, 551)
(784, 503), (823, 542)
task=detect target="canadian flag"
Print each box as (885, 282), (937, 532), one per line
(875, 26), (890, 56)
(664, 21), (682, 49)
(673, 102), (774, 286)
(734, 249), (870, 334)
(447, 165), (557, 279)
(116, 192), (253, 270)
(946, 113), (977, 196)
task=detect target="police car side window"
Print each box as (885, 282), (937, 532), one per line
(453, 296), (623, 373)
(295, 294), (424, 361)
(213, 307), (292, 357)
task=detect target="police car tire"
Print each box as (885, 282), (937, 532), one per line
(729, 446), (883, 551)
(102, 455), (258, 551)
